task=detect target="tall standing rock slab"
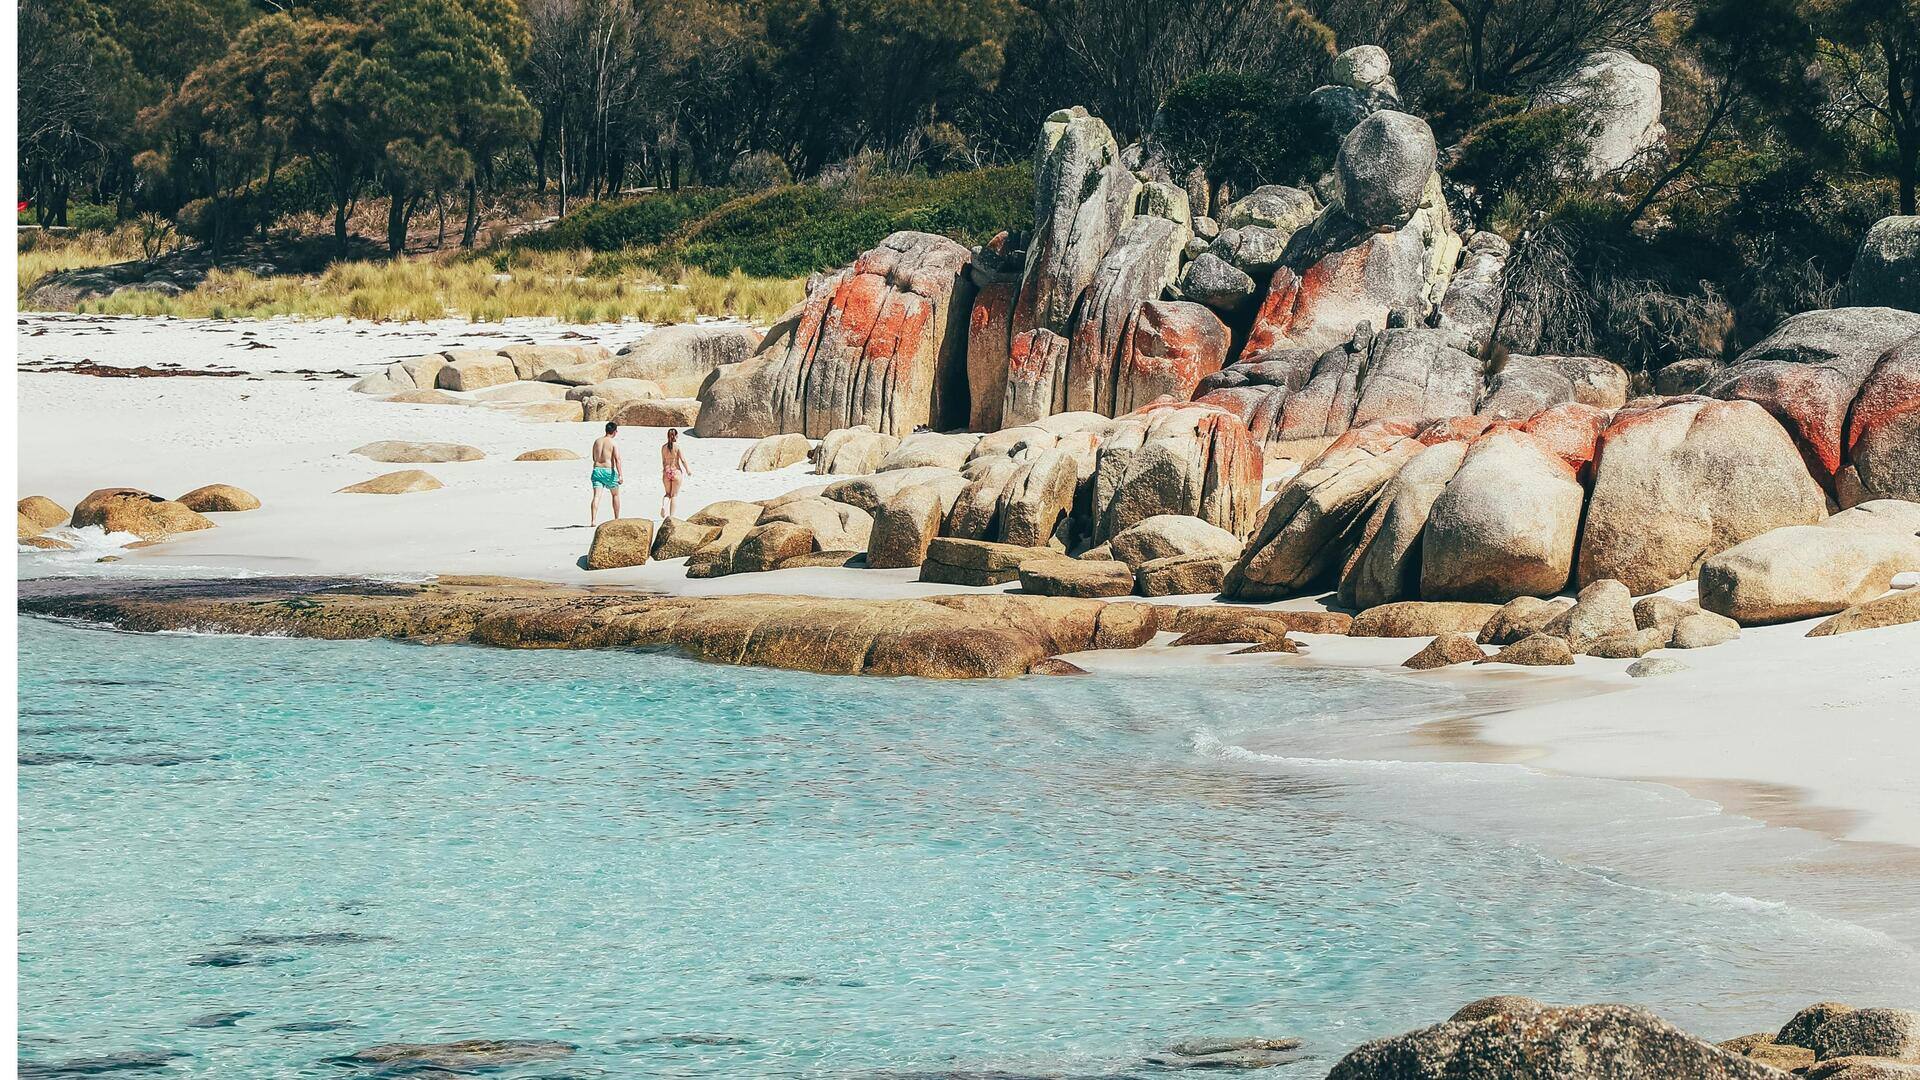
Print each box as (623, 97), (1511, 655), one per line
(1350, 328), (1483, 428)
(1577, 398), (1828, 594)
(1421, 430), (1585, 602)
(694, 231), (975, 438)
(966, 279), (1018, 431)
(1340, 438), (1469, 609)
(1013, 108), (1141, 346)
(1064, 216), (1186, 416)
(1704, 306), (1920, 485)
(1113, 301), (1228, 415)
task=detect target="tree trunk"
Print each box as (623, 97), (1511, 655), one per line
(558, 116), (570, 217)
(462, 177), (481, 247)
(387, 192), (409, 254)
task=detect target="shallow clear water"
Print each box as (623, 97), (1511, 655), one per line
(17, 617), (1920, 1078)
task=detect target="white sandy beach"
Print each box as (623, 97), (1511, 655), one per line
(16, 313), (1920, 851)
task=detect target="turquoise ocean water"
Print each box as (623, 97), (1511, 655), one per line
(17, 616), (1920, 1077)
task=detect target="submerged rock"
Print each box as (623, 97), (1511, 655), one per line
(330, 1039), (576, 1072)
(17, 1051), (188, 1077)
(1146, 1035), (1306, 1069)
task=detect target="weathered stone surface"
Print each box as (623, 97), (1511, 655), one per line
(1808, 587), (1920, 636)
(1209, 225), (1289, 277)
(1421, 430), (1583, 602)
(820, 466), (966, 515)
(759, 496), (873, 552)
(1807, 1008), (1920, 1062)
(1806, 1057), (1920, 1079)
(1350, 328), (1483, 429)
(1705, 306), (1920, 483)
(1222, 185), (1319, 233)
(814, 426), (903, 476)
(1182, 253), (1258, 314)
(1145, 1035), (1305, 1070)
(1013, 107), (1141, 347)
(920, 537), (1057, 586)
(730, 521), (816, 573)
(1227, 424), (1422, 599)
(609, 324), (760, 397)
(878, 431), (981, 472)
(1065, 215), (1186, 416)
(997, 449), (1079, 547)
(1329, 1005), (1790, 1080)
(336, 470), (443, 495)
(1001, 327), (1072, 428)
(585, 519), (654, 570)
(1018, 557), (1135, 597)
(1670, 610), (1742, 648)
(20, 535), (74, 550)
(1535, 50), (1666, 176)
(1092, 402), (1264, 543)
(1542, 579), (1636, 654)
(1519, 401), (1611, 480)
(19, 495), (70, 534)
(651, 517), (721, 561)
(1576, 399), (1828, 593)
(514, 448), (581, 462)
(867, 485), (950, 569)
(1480, 596), (1574, 645)
(1846, 216), (1920, 310)
(1657, 357), (1725, 396)
(568, 379), (665, 422)
(946, 458), (1023, 539)
(1847, 338), (1920, 503)
(1340, 438), (1469, 609)
(435, 351), (517, 391)
(740, 433), (811, 472)
(612, 397), (701, 428)
(71, 488), (216, 538)
(1479, 632), (1576, 666)
(688, 500), (765, 531)
(967, 279), (1018, 431)
(1587, 625), (1669, 658)
(1247, 208), (1453, 359)
(176, 484), (260, 513)
(1108, 514), (1242, 568)
(1133, 554), (1230, 597)
(352, 440), (484, 464)
(1336, 111), (1438, 231)
(1439, 232), (1534, 351)
(351, 366), (414, 395)
(1480, 355), (1576, 421)
(695, 231), (975, 438)
(1451, 997), (1550, 1024)
(1114, 301), (1229, 415)
(1698, 501), (1920, 624)
(1350, 600), (1500, 638)
(1628, 656), (1689, 678)
(1403, 632), (1486, 669)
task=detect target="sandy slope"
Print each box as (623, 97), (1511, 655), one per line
(15, 315), (1920, 849)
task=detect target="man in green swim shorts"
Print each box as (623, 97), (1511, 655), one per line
(589, 421), (623, 525)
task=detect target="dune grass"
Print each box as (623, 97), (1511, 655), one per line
(16, 225), (149, 297)
(24, 238), (806, 325)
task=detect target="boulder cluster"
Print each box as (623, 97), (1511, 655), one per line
(18, 487), (260, 553)
(351, 325), (759, 427)
(670, 49), (1917, 634)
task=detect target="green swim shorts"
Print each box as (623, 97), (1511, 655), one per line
(590, 467), (620, 489)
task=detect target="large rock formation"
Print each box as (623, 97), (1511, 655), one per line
(609, 324), (760, 397)
(694, 231), (975, 438)
(1112, 301), (1229, 415)
(1845, 216), (1920, 311)
(1420, 429), (1584, 602)
(1704, 306), (1920, 485)
(1698, 501), (1920, 624)
(1845, 337), (1920, 504)
(1089, 401), (1263, 543)
(1576, 398), (1828, 594)
(1535, 50), (1666, 177)
(1062, 215), (1187, 416)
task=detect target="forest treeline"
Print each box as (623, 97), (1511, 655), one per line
(18, 0), (1920, 355)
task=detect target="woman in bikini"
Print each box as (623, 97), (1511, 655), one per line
(660, 428), (691, 519)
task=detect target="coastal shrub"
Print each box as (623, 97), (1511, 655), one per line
(515, 189), (736, 254)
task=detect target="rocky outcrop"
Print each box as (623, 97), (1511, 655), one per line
(19, 496), (70, 535)
(759, 496), (873, 552)
(71, 488), (216, 539)
(176, 484), (260, 513)
(435, 350), (518, 391)
(1350, 328), (1482, 428)
(1576, 398), (1828, 594)
(996, 448), (1079, 547)
(1013, 108), (1141, 346)
(1845, 338), (1920, 504)
(1420, 429), (1584, 602)
(1337, 111), (1439, 231)
(1064, 216), (1187, 416)
(651, 517), (720, 561)
(1535, 50), (1666, 177)
(1339, 438), (1468, 609)
(1112, 301), (1228, 415)
(1350, 600), (1500, 637)
(609, 324), (760, 397)
(1699, 501), (1920, 624)
(694, 231), (975, 438)
(1311, 45), (1404, 137)
(585, 519), (653, 570)
(740, 433), (811, 472)
(813, 427), (901, 475)
(1705, 306), (1920, 484)
(920, 537), (1059, 586)
(1439, 232), (1536, 351)
(1845, 216), (1920, 311)
(1090, 402), (1263, 543)
(966, 278), (1018, 431)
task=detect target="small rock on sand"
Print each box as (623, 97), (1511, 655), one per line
(1478, 632), (1574, 666)
(1029, 657), (1089, 675)
(18, 495), (69, 533)
(337, 470), (443, 495)
(351, 440), (484, 464)
(1403, 632), (1486, 669)
(71, 488), (215, 540)
(515, 448), (581, 462)
(176, 484), (261, 513)
(1627, 657), (1689, 678)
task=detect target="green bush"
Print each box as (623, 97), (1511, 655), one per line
(517, 189), (737, 253)
(66, 202), (120, 231)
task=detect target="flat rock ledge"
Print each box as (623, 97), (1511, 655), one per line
(18, 576), (1183, 680)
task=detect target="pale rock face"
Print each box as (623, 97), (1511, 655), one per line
(1698, 500), (1920, 625)
(1220, 186), (1319, 235)
(609, 324), (760, 398)
(1335, 111), (1439, 231)
(1332, 45), (1394, 94)
(1063, 215), (1187, 416)
(1015, 107), (1141, 341)
(1181, 252), (1259, 314)
(1090, 402), (1263, 544)
(1576, 398), (1828, 594)
(1535, 49), (1666, 177)
(1107, 514), (1243, 568)
(1420, 431), (1584, 603)
(1340, 438), (1469, 610)
(1846, 216), (1920, 311)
